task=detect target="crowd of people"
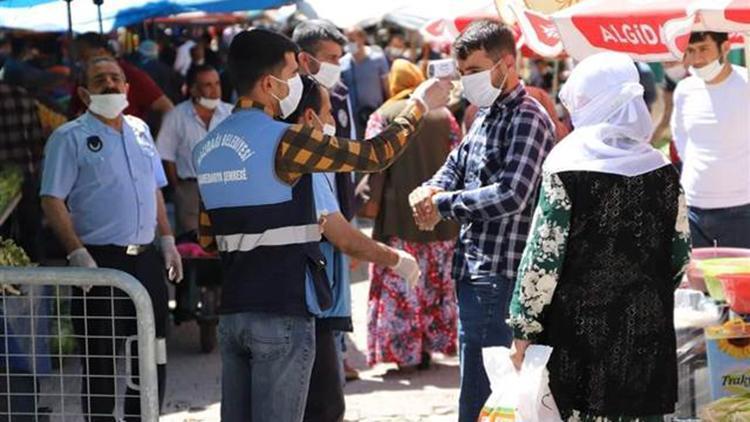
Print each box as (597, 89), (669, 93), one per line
(0, 8), (747, 422)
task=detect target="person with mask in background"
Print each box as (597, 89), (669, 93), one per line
(510, 51), (690, 422)
(192, 28), (450, 421)
(341, 26), (390, 137)
(292, 19), (360, 382)
(671, 31), (750, 249)
(365, 59), (460, 372)
(40, 56), (182, 420)
(157, 63), (232, 237)
(409, 21), (555, 422)
(285, 74), (422, 422)
(135, 40), (185, 105)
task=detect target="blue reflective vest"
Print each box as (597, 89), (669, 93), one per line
(193, 108), (330, 316)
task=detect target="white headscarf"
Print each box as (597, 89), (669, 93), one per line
(543, 52), (669, 177)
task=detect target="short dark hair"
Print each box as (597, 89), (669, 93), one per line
(76, 32), (109, 52)
(292, 20), (347, 55)
(689, 31), (729, 49)
(453, 20), (516, 61)
(228, 28), (299, 96)
(187, 64), (217, 88)
(284, 75), (323, 124)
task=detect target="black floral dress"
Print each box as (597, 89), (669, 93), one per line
(510, 166), (691, 421)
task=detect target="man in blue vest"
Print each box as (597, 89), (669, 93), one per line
(192, 29), (450, 421)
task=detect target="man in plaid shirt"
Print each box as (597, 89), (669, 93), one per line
(0, 80), (45, 259)
(410, 21), (555, 422)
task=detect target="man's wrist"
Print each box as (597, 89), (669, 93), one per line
(432, 191), (453, 219)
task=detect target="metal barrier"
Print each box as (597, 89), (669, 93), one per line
(0, 267), (159, 421)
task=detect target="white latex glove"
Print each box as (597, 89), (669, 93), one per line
(160, 235), (183, 283)
(411, 78), (452, 112)
(67, 247), (97, 293)
(390, 249), (420, 289)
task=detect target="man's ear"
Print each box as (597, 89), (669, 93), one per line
(303, 108), (316, 126)
(721, 40), (731, 58)
(77, 86), (91, 106)
(124, 82), (130, 96)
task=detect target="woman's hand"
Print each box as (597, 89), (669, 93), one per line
(510, 339), (531, 371)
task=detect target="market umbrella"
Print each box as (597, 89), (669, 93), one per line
(0, 0), (296, 33)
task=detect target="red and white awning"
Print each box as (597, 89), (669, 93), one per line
(509, 0), (750, 61)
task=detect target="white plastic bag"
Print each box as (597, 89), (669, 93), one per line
(479, 345), (562, 422)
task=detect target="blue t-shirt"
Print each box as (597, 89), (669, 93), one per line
(341, 50), (390, 113)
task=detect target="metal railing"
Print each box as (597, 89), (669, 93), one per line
(0, 267), (159, 421)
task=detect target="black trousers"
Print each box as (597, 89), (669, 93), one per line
(71, 245), (168, 422)
(303, 323), (345, 422)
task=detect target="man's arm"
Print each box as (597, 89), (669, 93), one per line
(41, 196), (83, 254)
(434, 111), (553, 223)
(273, 79), (451, 184)
(669, 88), (688, 157)
(163, 161), (179, 187)
(322, 212), (398, 267)
(150, 95), (174, 116)
(156, 189), (173, 237)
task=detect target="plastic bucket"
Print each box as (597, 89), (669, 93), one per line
(698, 258), (750, 301)
(688, 248), (750, 293)
(719, 273), (750, 314)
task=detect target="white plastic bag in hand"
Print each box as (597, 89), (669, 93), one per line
(480, 346), (561, 422)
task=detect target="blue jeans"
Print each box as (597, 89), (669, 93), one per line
(218, 312), (315, 422)
(688, 203), (750, 248)
(457, 276), (514, 422)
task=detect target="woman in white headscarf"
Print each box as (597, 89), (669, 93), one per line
(508, 52), (691, 421)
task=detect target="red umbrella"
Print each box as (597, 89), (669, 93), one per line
(550, 0), (750, 62)
(421, 5), (560, 58)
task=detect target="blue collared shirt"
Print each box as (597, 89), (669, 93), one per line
(426, 84), (555, 282)
(40, 112), (167, 246)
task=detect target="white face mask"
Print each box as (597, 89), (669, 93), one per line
(88, 93), (129, 119)
(270, 73), (303, 119)
(311, 57), (341, 90)
(313, 112), (336, 137)
(198, 97), (220, 110)
(689, 58), (724, 82)
(664, 65), (687, 82)
(461, 62), (508, 108)
(345, 42), (360, 55)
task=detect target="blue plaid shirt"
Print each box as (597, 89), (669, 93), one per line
(426, 84), (555, 282)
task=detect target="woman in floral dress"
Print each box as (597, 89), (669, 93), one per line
(509, 52), (691, 421)
(365, 59), (460, 369)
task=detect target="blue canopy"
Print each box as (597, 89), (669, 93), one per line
(0, 0), (296, 32)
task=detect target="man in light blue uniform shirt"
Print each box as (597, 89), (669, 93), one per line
(40, 56), (182, 421)
(290, 75), (421, 422)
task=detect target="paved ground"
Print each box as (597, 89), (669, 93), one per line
(159, 262), (460, 422)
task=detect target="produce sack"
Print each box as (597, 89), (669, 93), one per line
(478, 345), (561, 422)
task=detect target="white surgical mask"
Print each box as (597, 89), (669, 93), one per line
(313, 112), (336, 137)
(88, 93), (128, 119)
(311, 58), (342, 90)
(664, 65), (687, 82)
(345, 42), (360, 55)
(689, 58), (724, 82)
(461, 62), (508, 108)
(270, 73), (303, 119)
(198, 97), (221, 110)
